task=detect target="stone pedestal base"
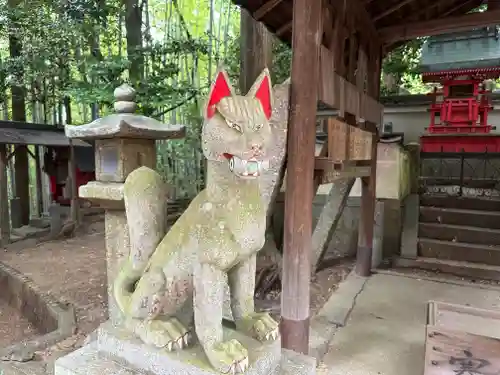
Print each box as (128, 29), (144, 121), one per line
(54, 322), (315, 375)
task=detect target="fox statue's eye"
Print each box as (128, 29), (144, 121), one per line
(225, 119), (242, 133)
(255, 123), (264, 131)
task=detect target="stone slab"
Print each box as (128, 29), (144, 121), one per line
(308, 318), (337, 360)
(55, 322), (281, 375)
(55, 342), (150, 375)
(1, 361), (49, 375)
(321, 273), (500, 375)
(316, 271), (367, 327)
(400, 194), (419, 258)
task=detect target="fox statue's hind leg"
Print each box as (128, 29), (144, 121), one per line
(114, 166), (193, 350)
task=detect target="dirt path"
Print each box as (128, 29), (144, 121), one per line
(0, 298), (39, 347)
(1, 219), (107, 340)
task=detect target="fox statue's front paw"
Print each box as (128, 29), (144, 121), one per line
(128, 317), (192, 351)
(205, 339), (249, 374)
(235, 312), (279, 342)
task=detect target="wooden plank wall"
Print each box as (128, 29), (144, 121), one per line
(319, 48), (383, 125)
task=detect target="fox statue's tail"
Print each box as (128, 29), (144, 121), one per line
(113, 166), (169, 315)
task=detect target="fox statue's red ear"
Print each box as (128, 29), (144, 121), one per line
(247, 68), (273, 120)
(205, 69), (234, 119)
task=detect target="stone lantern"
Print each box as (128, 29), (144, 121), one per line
(65, 84), (185, 322)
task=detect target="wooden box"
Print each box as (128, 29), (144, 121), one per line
(424, 301), (500, 375)
(327, 117), (372, 161)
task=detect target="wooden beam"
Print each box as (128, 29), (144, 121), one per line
(254, 0), (284, 20)
(373, 0), (417, 22)
(380, 8), (500, 43)
(315, 158), (371, 184)
(315, 158), (372, 170)
(280, 0), (322, 355)
(391, 0), (477, 26)
(276, 20), (292, 36)
(315, 164), (371, 183)
(441, 0), (479, 17)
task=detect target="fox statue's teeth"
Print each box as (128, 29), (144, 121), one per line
(227, 155), (269, 177)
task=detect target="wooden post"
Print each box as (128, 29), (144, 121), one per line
(68, 141), (79, 225)
(14, 145), (30, 225)
(355, 49), (381, 277)
(34, 146), (44, 217)
(0, 144), (10, 246)
(280, 0), (322, 354)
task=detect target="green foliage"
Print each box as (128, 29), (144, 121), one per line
(0, 0), (213, 124)
(381, 39), (427, 95)
(224, 34), (291, 88)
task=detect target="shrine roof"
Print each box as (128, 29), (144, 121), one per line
(233, 0), (487, 47)
(0, 121), (90, 147)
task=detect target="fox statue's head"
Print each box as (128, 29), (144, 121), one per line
(202, 68), (274, 180)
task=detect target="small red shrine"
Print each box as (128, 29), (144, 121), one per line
(420, 28), (500, 154)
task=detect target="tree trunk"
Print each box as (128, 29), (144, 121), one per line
(124, 0), (144, 85)
(8, 0), (30, 226)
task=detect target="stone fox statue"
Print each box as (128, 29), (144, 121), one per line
(114, 68), (279, 374)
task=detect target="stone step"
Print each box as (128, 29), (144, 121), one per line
(418, 238), (500, 266)
(419, 206), (500, 229)
(392, 257), (500, 281)
(419, 222), (500, 246)
(420, 195), (500, 212)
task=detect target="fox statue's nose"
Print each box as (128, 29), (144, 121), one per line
(250, 144), (263, 157)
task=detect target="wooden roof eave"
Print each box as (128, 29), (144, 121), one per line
(234, 0), (383, 49)
(380, 5), (500, 44)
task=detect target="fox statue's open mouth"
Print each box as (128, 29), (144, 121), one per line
(223, 153), (269, 179)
